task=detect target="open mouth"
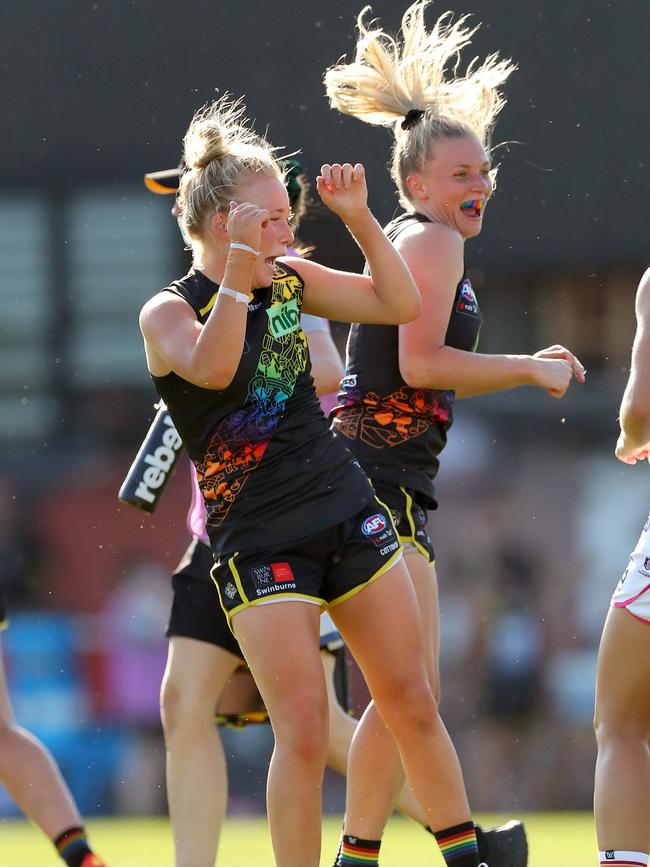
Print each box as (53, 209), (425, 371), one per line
(460, 199), (484, 219)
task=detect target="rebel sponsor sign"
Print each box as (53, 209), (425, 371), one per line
(118, 406), (184, 512)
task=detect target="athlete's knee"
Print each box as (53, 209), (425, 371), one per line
(376, 674), (439, 737)
(273, 696), (329, 765)
(160, 676), (212, 738)
(594, 703), (650, 747)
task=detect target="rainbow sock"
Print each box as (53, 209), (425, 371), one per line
(434, 821), (480, 866)
(335, 834), (381, 866)
(54, 827), (93, 867)
(599, 851), (649, 866)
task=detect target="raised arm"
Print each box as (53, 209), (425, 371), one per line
(396, 222), (584, 400)
(615, 268), (650, 464)
(139, 203), (266, 390)
(290, 163), (421, 325)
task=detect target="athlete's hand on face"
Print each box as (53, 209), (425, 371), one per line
(227, 201), (268, 254)
(532, 356), (574, 399)
(316, 163), (368, 221)
(533, 345), (586, 384)
(615, 432), (650, 465)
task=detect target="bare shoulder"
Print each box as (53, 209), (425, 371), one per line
(277, 256), (323, 279)
(395, 220), (464, 266)
(139, 290), (192, 333)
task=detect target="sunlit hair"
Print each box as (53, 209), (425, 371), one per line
(177, 94), (283, 240)
(324, 1), (516, 208)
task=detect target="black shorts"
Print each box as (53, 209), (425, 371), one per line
(372, 480), (435, 564)
(167, 540), (352, 727)
(167, 539), (242, 657)
(213, 498), (402, 620)
(167, 539), (348, 655)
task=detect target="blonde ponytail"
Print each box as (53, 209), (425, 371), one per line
(324, 1), (516, 208)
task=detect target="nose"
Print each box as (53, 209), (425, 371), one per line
(282, 220), (295, 246)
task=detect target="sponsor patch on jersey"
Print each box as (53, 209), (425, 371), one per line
(456, 278), (479, 317)
(361, 513), (388, 536)
(271, 562), (294, 583)
(224, 582), (237, 600)
(267, 298), (300, 337)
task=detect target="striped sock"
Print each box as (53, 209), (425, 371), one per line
(434, 821), (480, 866)
(54, 827), (93, 867)
(599, 851), (649, 866)
(336, 834), (381, 866)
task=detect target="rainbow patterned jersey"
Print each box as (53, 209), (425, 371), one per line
(331, 212), (483, 509)
(151, 263), (373, 556)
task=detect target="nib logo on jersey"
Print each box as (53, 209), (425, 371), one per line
(361, 513), (399, 555)
(251, 562), (297, 597)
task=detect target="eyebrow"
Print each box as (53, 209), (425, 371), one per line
(452, 162), (491, 169)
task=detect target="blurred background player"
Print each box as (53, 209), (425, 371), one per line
(0, 594), (107, 867)
(324, 2), (585, 864)
(593, 266), (650, 867)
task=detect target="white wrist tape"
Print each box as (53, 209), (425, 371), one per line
(219, 286), (250, 304)
(230, 242), (260, 257)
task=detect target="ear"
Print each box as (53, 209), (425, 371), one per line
(208, 209), (229, 240)
(405, 173), (428, 202)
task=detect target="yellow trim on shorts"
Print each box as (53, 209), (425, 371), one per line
(327, 544), (404, 609)
(0, 619), (8, 632)
(400, 486), (434, 563)
(227, 593), (327, 622)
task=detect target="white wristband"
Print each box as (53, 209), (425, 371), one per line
(219, 286), (250, 305)
(230, 242), (260, 257)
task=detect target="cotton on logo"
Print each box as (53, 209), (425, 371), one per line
(361, 514), (387, 536)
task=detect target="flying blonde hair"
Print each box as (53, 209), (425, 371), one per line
(324, 1), (516, 208)
(177, 95), (283, 240)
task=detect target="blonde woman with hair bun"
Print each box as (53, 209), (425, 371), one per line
(138, 93), (501, 867)
(325, 3), (586, 866)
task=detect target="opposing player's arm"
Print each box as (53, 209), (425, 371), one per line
(616, 268), (650, 463)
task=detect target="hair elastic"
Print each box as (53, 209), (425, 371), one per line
(401, 108), (425, 130)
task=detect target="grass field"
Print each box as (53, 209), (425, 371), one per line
(0, 812), (597, 866)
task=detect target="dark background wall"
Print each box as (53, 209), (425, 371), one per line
(1, 0), (648, 270)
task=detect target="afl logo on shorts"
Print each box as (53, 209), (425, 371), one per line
(362, 513), (387, 536)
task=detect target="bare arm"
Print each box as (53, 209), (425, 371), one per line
(291, 163), (421, 325)
(139, 203), (266, 390)
(305, 328), (344, 396)
(616, 268), (650, 464)
(396, 223), (584, 400)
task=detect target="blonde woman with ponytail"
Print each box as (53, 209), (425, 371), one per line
(138, 94), (498, 867)
(325, 4), (586, 866)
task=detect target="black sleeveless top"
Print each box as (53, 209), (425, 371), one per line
(151, 263), (373, 556)
(331, 212), (483, 509)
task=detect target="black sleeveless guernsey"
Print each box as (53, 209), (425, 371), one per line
(151, 262), (373, 557)
(331, 212), (483, 509)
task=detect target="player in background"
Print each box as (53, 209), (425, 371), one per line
(594, 267), (650, 867)
(0, 597), (107, 867)
(324, 3), (585, 865)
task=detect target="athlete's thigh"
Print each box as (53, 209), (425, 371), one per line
(232, 601), (326, 722)
(163, 636), (241, 710)
(595, 606), (650, 731)
(404, 550), (440, 681)
(329, 559), (429, 705)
